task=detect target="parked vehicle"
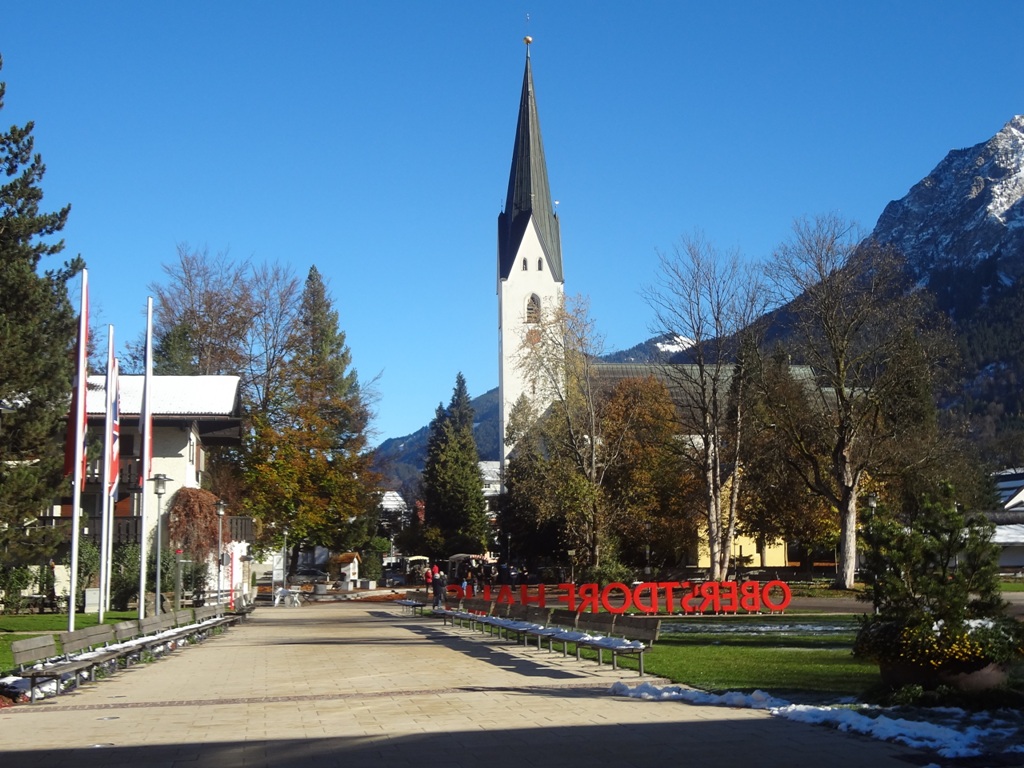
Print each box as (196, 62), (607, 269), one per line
(405, 555), (429, 583)
(291, 567), (329, 584)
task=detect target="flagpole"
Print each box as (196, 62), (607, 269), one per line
(68, 269), (88, 633)
(104, 357), (120, 615)
(138, 298), (154, 619)
(98, 328), (114, 622)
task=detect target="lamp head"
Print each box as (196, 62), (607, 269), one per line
(152, 473), (170, 496)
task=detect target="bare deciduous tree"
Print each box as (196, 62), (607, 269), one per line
(643, 233), (768, 580)
(151, 244), (254, 376)
(514, 294), (652, 568)
(760, 213), (951, 589)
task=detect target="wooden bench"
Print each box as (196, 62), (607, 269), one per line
(572, 613), (661, 676)
(58, 624), (123, 678)
(135, 609), (197, 657)
(487, 603), (552, 644)
(467, 607), (661, 676)
(194, 603), (240, 629)
(411, 591), (661, 677)
(456, 598), (497, 632)
(11, 634), (102, 702)
(228, 594), (257, 619)
(395, 590), (430, 615)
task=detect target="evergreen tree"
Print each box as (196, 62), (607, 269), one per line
(244, 267), (379, 567)
(422, 373), (488, 554)
(0, 55), (82, 566)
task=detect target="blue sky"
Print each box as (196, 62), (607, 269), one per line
(3, 2), (1023, 445)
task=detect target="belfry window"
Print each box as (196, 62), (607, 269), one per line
(538, 258), (543, 271)
(526, 294), (541, 324)
(522, 258), (528, 271)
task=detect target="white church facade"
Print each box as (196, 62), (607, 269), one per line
(497, 39), (565, 470)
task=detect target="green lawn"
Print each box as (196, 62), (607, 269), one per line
(580, 614), (880, 697)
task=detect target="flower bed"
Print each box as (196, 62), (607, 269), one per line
(855, 616), (1022, 691)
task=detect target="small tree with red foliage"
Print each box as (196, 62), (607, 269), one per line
(167, 487), (231, 561)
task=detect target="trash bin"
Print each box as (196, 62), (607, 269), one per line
(313, 583), (327, 595)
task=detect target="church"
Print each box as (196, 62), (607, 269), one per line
(495, 39), (787, 573)
(496, 36), (564, 469)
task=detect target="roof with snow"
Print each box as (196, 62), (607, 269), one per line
(379, 490), (408, 512)
(992, 523), (1024, 545)
(479, 461), (501, 485)
(85, 374), (242, 446)
(994, 468), (1024, 510)
(86, 375), (241, 417)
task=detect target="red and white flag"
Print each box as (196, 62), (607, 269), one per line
(106, 356), (120, 497)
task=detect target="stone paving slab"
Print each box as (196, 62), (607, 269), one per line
(0, 601), (926, 768)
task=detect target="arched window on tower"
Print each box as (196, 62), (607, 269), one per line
(538, 258), (543, 271)
(526, 294), (541, 324)
(522, 258), (528, 271)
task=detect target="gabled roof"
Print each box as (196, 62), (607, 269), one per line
(85, 374), (242, 446)
(591, 362), (816, 403)
(993, 523), (1024, 545)
(86, 375), (241, 417)
(379, 490), (408, 512)
(994, 468), (1024, 510)
(498, 44), (563, 282)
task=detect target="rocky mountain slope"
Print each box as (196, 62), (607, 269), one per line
(873, 115), (1024, 290)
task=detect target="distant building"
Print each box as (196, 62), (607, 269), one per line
(479, 460), (502, 516)
(48, 375), (250, 600)
(991, 468), (1024, 569)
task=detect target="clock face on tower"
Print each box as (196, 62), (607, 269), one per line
(526, 328), (542, 345)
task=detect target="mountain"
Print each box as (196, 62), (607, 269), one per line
(872, 115), (1024, 292)
(870, 115), (1024, 464)
(373, 387), (501, 495)
(374, 116), (1024, 487)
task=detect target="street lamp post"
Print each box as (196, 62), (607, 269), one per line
(151, 473), (171, 616)
(283, 528), (289, 586)
(866, 492), (879, 614)
(216, 500), (226, 607)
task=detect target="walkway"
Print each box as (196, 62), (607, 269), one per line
(0, 601), (925, 767)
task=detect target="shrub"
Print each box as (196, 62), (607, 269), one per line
(854, 485), (1024, 678)
(580, 558), (633, 587)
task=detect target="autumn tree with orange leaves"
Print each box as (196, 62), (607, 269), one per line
(243, 267), (379, 576)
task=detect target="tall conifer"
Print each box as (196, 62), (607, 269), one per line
(244, 267), (378, 564)
(422, 373), (488, 554)
(0, 55), (83, 563)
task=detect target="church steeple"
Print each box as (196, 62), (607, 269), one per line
(498, 39), (563, 282)
(497, 37), (565, 469)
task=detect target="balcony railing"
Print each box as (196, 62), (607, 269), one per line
(35, 515), (254, 546)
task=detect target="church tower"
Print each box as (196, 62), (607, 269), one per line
(497, 38), (564, 470)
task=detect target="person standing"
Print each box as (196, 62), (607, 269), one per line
(431, 564), (446, 609)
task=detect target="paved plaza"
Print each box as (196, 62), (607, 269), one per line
(0, 601), (927, 767)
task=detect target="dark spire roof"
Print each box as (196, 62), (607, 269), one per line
(498, 44), (563, 282)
